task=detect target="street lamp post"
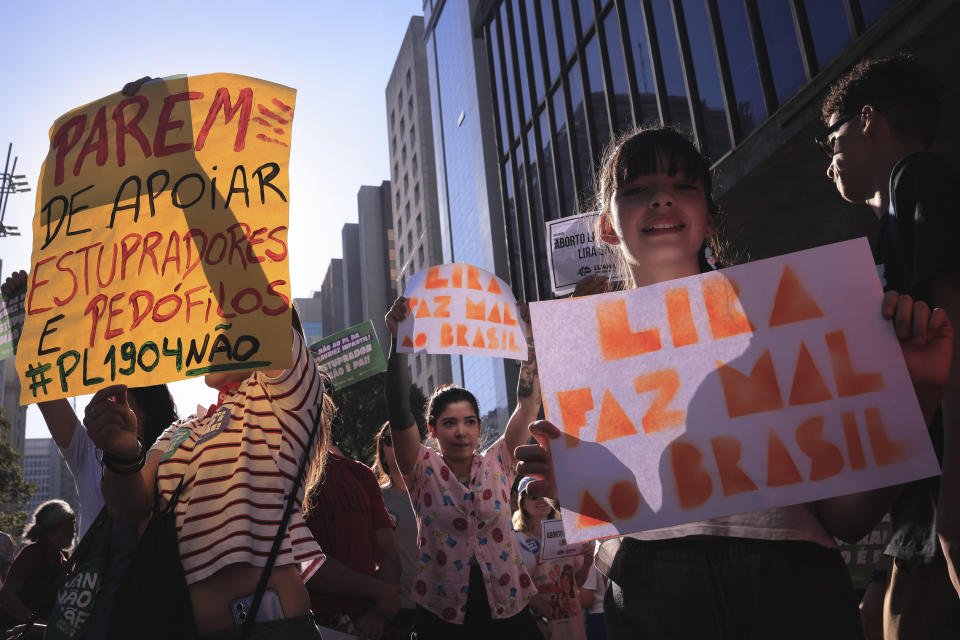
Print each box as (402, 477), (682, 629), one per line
(0, 142), (31, 238)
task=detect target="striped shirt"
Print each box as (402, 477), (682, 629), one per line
(151, 329), (325, 585)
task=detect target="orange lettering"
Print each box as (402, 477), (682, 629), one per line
(405, 297), (419, 312)
(596, 299), (661, 362)
(666, 287), (698, 347)
(451, 264), (463, 288)
(440, 323), (454, 347)
(415, 299), (432, 318)
(717, 350), (783, 418)
(841, 412), (868, 470)
(711, 436), (758, 496)
(703, 275), (754, 339)
(465, 297), (486, 320)
(865, 407), (907, 466)
(425, 266), (448, 289)
(609, 480), (642, 520)
(401, 334), (414, 348)
(472, 328), (486, 348)
(767, 430), (803, 487)
(509, 331), (520, 352)
(789, 341), (833, 405)
(634, 369), (684, 433)
(485, 327), (501, 350)
(466, 265), (483, 290)
(596, 390), (639, 442)
(456, 324), (469, 346)
(414, 333), (427, 347)
(487, 277), (503, 294)
(557, 388), (593, 447)
(487, 304), (502, 323)
(768, 265), (824, 327)
(577, 490), (613, 529)
(795, 416), (845, 481)
(432, 295), (451, 318)
(670, 441), (713, 509)
(826, 330), (884, 397)
(503, 305), (518, 326)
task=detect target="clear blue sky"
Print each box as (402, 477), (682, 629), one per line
(1, 0), (424, 437)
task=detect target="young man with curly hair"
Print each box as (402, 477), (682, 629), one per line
(820, 53), (960, 640)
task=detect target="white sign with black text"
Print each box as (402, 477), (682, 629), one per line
(540, 518), (582, 561)
(546, 211), (619, 296)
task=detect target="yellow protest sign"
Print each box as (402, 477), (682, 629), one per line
(18, 74), (296, 403)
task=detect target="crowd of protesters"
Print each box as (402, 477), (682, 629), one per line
(0, 52), (958, 640)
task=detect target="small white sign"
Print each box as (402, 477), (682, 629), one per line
(540, 518), (582, 561)
(545, 211), (619, 296)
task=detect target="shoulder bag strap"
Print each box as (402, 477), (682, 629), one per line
(240, 401), (323, 639)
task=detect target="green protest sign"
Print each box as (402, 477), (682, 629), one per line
(0, 289), (25, 361)
(311, 320), (386, 389)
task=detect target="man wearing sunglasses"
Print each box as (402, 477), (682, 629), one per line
(819, 53), (960, 640)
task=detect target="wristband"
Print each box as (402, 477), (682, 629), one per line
(102, 438), (146, 474)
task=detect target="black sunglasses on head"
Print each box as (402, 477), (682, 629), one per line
(814, 112), (856, 157)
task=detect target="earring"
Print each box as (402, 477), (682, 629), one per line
(704, 245), (718, 270)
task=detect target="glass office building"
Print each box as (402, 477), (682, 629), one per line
(477, 0), (900, 300)
(424, 0), (517, 434)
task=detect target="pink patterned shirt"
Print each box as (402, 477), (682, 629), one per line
(403, 439), (536, 623)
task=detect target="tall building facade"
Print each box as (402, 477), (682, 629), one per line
(357, 182), (398, 356)
(471, 0), (958, 298)
(294, 294), (324, 347)
(341, 223), (363, 329)
(388, 16), (454, 396)
(23, 438), (80, 518)
(320, 258), (345, 336)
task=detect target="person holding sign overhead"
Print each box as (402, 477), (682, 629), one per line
(515, 126), (954, 639)
(83, 304), (332, 640)
(384, 297), (543, 639)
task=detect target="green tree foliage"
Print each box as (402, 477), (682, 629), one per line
(330, 373), (427, 466)
(0, 408), (34, 537)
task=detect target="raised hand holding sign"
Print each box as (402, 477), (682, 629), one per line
(17, 74), (297, 403)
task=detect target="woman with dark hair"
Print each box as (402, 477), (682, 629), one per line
(0, 501), (75, 631)
(383, 300), (543, 639)
(515, 126), (953, 639)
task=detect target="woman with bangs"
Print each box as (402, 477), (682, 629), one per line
(515, 126), (953, 639)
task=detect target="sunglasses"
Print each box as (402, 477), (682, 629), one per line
(814, 113), (855, 157)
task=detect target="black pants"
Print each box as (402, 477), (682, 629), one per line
(414, 565), (543, 640)
(604, 537), (863, 640)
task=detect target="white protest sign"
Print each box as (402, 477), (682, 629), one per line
(540, 518), (582, 561)
(545, 211), (618, 296)
(530, 239), (939, 543)
(398, 263), (527, 360)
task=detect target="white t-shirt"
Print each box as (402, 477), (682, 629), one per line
(60, 421), (106, 539)
(595, 505), (837, 576)
(581, 563), (605, 616)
